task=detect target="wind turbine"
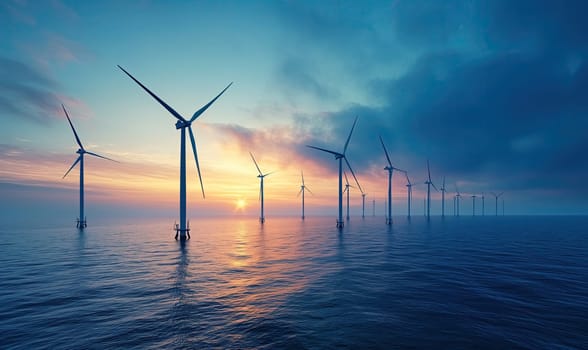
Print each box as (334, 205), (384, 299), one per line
(343, 172), (355, 221)
(306, 117), (363, 228)
(491, 192), (504, 216)
(455, 185), (462, 217)
(481, 192), (485, 216)
(379, 136), (404, 225)
(424, 160), (438, 218)
(440, 176), (447, 217)
(471, 194), (477, 216)
(453, 195), (457, 216)
(61, 105), (117, 229)
(361, 192), (367, 218)
(118, 65), (232, 240)
(298, 170), (312, 220)
(250, 152), (272, 223)
(404, 171), (413, 219)
(372, 196), (376, 216)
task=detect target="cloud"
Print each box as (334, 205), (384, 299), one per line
(0, 57), (90, 123)
(0, 57), (64, 123)
(265, 0), (588, 200)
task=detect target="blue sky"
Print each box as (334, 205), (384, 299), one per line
(1, 0), (587, 225)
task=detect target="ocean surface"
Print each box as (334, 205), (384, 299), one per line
(0, 215), (586, 349)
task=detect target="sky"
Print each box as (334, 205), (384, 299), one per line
(1, 0), (587, 226)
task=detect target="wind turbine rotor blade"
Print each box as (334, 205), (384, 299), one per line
(344, 157), (364, 194)
(62, 105), (84, 150)
(190, 82), (233, 122)
(117, 65), (187, 122)
(63, 156), (81, 178)
(85, 151), (119, 163)
(249, 152), (263, 176)
(305, 186), (313, 195)
(498, 192), (504, 197)
(263, 171), (276, 177)
(301, 170), (305, 186)
(297, 188), (303, 197)
(427, 159), (432, 181)
(431, 182), (438, 191)
(188, 127), (205, 199)
(306, 145), (342, 157)
(343, 116), (358, 154)
(378, 135), (393, 166)
(344, 171), (350, 186)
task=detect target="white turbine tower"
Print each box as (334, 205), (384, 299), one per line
(250, 152), (273, 223)
(379, 136), (404, 225)
(491, 192), (504, 216)
(404, 171), (413, 219)
(61, 105), (117, 229)
(298, 170), (313, 220)
(118, 65), (231, 240)
(306, 117), (363, 228)
(424, 160), (438, 219)
(440, 176), (447, 217)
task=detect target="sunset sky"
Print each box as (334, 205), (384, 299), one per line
(2, 0), (587, 226)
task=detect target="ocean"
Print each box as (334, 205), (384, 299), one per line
(0, 216), (586, 349)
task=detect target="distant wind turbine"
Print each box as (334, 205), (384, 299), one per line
(491, 192), (503, 216)
(471, 194), (477, 216)
(250, 152), (272, 223)
(424, 160), (438, 218)
(455, 184), (462, 217)
(61, 105), (117, 229)
(343, 172), (355, 221)
(361, 192), (367, 218)
(379, 136), (404, 225)
(440, 176), (447, 217)
(404, 171), (413, 219)
(306, 117), (363, 228)
(298, 170), (312, 220)
(118, 65), (231, 240)
(481, 192), (485, 216)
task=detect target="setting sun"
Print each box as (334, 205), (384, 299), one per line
(235, 199), (247, 211)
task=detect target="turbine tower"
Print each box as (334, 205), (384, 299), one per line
(343, 172), (354, 221)
(481, 192), (485, 216)
(298, 170), (312, 220)
(424, 160), (438, 219)
(361, 192), (367, 218)
(306, 117), (363, 228)
(471, 194), (477, 216)
(440, 176), (447, 217)
(379, 136), (404, 225)
(404, 171), (413, 219)
(62, 105), (117, 229)
(491, 192), (504, 216)
(118, 65), (231, 240)
(455, 185), (462, 217)
(250, 152), (272, 223)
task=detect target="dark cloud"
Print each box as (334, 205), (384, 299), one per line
(0, 57), (62, 123)
(285, 0), (588, 199)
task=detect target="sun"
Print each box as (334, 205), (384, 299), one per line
(235, 199), (247, 211)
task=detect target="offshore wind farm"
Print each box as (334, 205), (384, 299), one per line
(1, 1), (588, 349)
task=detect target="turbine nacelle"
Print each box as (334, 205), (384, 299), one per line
(175, 120), (191, 129)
